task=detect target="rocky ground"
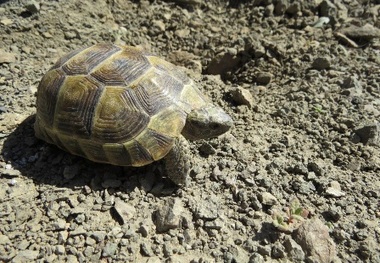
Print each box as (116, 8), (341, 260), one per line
(0, 0), (380, 262)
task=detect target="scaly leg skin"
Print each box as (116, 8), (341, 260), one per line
(163, 136), (190, 187)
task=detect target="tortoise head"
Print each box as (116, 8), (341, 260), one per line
(182, 104), (233, 140)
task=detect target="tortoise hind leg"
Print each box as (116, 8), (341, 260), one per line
(163, 136), (190, 186)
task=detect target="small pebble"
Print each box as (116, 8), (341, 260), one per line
(8, 178), (17, 186)
(194, 195), (219, 220)
(85, 236), (96, 246)
(259, 192), (278, 206)
(55, 245), (66, 255)
(271, 242), (286, 259)
(284, 237), (305, 261)
(312, 57), (331, 70)
(42, 32), (53, 38)
(113, 198), (136, 224)
(91, 231), (106, 242)
(255, 72), (273, 85)
(64, 30), (79, 40)
(52, 219), (66, 230)
(204, 217), (224, 230)
(102, 242), (118, 257)
(230, 87), (254, 108)
(152, 20), (165, 32)
(0, 234), (10, 245)
(175, 28), (190, 38)
(25, 1), (40, 14)
(325, 181), (346, 197)
(0, 50), (16, 64)
(0, 18), (13, 26)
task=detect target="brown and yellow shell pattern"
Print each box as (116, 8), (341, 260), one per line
(34, 43), (209, 167)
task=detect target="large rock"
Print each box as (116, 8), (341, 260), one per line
(352, 122), (380, 145)
(293, 218), (336, 263)
(153, 198), (186, 232)
(340, 24), (380, 41)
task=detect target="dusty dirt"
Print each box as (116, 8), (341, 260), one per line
(0, 0), (380, 262)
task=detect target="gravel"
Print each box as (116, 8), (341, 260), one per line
(0, 0), (379, 262)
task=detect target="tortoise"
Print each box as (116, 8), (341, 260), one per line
(34, 43), (233, 186)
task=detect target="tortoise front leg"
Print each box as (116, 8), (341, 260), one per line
(163, 136), (190, 186)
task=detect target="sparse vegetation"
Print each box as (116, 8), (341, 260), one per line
(272, 198), (310, 233)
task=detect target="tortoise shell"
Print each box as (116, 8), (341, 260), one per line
(34, 43), (209, 167)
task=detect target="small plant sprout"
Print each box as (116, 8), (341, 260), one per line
(313, 104), (326, 114)
(272, 197), (309, 233)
